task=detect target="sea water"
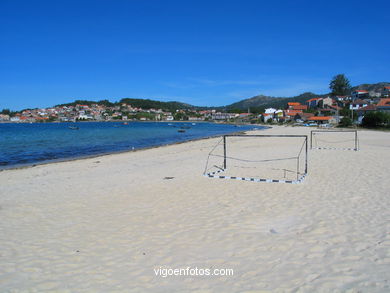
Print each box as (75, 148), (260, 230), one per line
(0, 122), (264, 168)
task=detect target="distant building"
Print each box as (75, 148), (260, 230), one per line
(291, 104), (308, 111)
(287, 102), (300, 107)
(335, 96), (350, 101)
(0, 114), (10, 121)
(239, 112), (250, 117)
(262, 113), (273, 122)
(284, 109), (303, 120)
(376, 98), (390, 112)
(382, 86), (390, 97)
(294, 112), (313, 122)
(211, 113), (237, 120)
(356, 104), (377, 116)
(350, 99), (368, 110)
(188, 116), (205, 121)
(317, 97), (334, 108)
(351, 90), (369, 100)
(306, 98), (321, 108)
(264, 108), (277, 114)
(307, 116), (336, 124)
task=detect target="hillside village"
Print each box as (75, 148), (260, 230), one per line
(260, 86), (390, 126)
(1, 86), (390, 126)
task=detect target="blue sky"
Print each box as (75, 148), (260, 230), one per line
(1, 0), (389, 110)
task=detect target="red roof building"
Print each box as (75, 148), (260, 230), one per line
(308, 116), (333, 122)
(377, 98), (390, 107)
(292, 105), (308, 111)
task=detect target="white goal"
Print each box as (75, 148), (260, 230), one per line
(310, 130), (358, 151)
(204, 134), (308, 184)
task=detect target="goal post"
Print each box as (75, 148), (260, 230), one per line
(204, 134), (308, 184)
(310, 130), (358, 151)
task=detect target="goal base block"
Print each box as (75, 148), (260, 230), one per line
(205, 168), (307, 184)
(312, 147), (358, 151)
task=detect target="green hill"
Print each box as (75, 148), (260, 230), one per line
(56, 98), (196, 112)
(225, 92), (328, 112)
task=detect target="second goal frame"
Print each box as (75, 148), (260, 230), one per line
(310, 130), (359, 151)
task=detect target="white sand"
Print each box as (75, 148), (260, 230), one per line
(0, 126), (389, 292)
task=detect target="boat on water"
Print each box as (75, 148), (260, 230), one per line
(192, 123), (196, 125)
(122, 122), (129, 125)
(68, 126), (79, 130)
(180, 126), (191, 129)
(178, 129), (186, 133)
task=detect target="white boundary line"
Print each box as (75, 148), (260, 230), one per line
(204, 169), (307, 184)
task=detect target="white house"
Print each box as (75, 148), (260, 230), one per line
(349, 99), (368, 110)
(264, 108), (277, 114)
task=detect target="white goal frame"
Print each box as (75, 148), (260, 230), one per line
(204, 134), (308, 184)
(310, 130), (359, 151)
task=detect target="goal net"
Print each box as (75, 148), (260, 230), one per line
(310, 130), (358, 151)
(204, 135), (308, 184)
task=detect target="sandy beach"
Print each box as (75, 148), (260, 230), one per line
(0, 125), (389, 292)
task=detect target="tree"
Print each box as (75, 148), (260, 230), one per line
(339, 117), (352, 127)
(340, 106), (351, 117)
(329, 74), (351, 96)
(362, 111), (390, 128)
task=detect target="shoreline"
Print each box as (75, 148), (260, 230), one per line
(0, 127), (266, 172)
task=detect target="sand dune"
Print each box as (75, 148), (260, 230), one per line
(0, 126), (389, 292)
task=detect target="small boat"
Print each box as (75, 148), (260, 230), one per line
(68, 126), (79, 130)
(178, 129), (186, 133)
(180, 126), (191, 129)
(168, 123), (173, 126)
(122, 122), (129, 125)
(192, 123), (196, 126)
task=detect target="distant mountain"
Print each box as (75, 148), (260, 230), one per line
(225, 92), (328, 111)
(352, 82), (390, 94)
(224, 82), (390, 111)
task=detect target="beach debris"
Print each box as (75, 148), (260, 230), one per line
(163, 177), (174, 180)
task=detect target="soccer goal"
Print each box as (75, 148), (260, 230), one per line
(310, 130), (359, 151)
(204, 134), (308, 184)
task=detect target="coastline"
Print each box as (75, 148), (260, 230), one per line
(1, 125), (389, 292)
(0, 126), (267, 172)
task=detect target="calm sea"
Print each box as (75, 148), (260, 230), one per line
(0, 122), (263, 169)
